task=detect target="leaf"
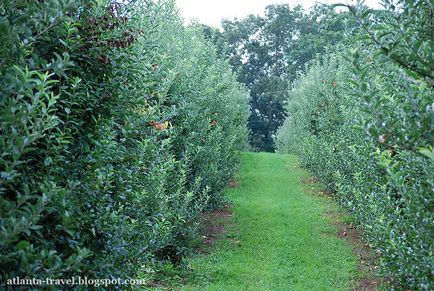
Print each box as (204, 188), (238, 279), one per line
(44, 157), (53, 166)
(417, 147), (434, 161)
(16, 240), (30, 250)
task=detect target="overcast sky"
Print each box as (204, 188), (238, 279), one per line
(175, 0), (382, 27)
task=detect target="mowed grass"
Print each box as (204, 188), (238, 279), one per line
(182, 152), (360, 290)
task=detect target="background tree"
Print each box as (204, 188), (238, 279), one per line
(203, 4), (357, 151)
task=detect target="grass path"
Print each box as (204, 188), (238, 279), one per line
(183, 152), (361, 290)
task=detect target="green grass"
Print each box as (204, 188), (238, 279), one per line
(179, 152), (361, 290)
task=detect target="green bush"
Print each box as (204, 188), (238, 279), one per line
(0, 0), (248, 285)
(276, 1), (433, 288)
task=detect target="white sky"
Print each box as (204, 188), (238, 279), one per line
(175, 0), (383, 27)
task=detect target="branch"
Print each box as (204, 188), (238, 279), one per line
(346, 4), (433, 83)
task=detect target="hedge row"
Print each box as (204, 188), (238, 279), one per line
(276, 1), (433, 289)
(0, 0), (248, 284)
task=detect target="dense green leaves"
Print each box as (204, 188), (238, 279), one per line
(204, 4), (358, 151)
(0, 0), (248, 285)
(277, 1), (433, 288)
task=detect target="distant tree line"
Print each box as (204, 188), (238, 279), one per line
(202, 4), (358, 151)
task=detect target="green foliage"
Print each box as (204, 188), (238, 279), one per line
(276, 1), (433, 288)
(0, 0), (248, 284)
(205, 4), (358, 151)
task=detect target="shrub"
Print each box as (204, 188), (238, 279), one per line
(0, 0), (248, 285)
(276, 1), (433, 288)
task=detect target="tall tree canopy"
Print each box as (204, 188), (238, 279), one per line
(203, 4), (357, 151)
